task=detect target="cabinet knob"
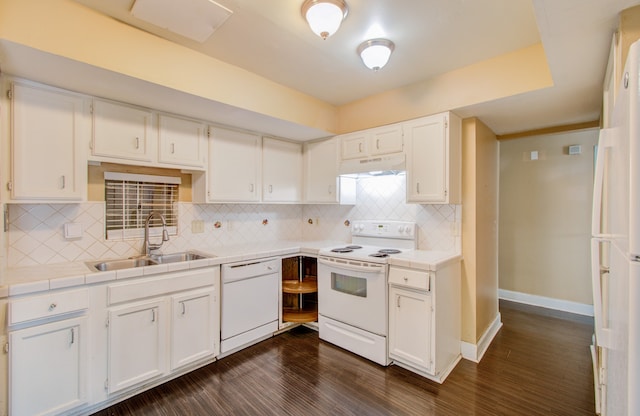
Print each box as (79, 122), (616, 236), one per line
(49, 303), (57, 311)
(403, 277), (408, 282)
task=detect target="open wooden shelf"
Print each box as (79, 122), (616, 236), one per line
(283, 306), (318, 323)
(282, 279), (317, 294)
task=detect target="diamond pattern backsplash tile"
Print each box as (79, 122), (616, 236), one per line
(7, 176), (460, 268)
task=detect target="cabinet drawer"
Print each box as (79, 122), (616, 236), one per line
(388, 267), (430, 291)
(8, 288), (89, 325)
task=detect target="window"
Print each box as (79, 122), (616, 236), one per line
(104, 172), (180, 240)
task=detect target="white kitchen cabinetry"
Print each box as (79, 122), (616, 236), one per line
(339, 123), (403, 160)
(388, 261), (461, 383)
(107, 299), (166, 394)
(8, 80), (87, 201)
(205, 127), (261, 202)
(263, 137), (302, 202)
(158, 114), (207, 169)
(105, 267), (219, 395)
(170, 288), (217, 371)
(91, 99), (155, 163)
(405, 112), (461, 204)
(389, 285), (433, 372)
(7, 288), (89, 416)
(304, 138), (339, 203)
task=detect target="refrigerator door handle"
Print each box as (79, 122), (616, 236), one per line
(592, 128), (614, 238)
(591, 238), (612, 348)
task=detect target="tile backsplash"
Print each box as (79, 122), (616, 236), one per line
(6, 175), (460, 268)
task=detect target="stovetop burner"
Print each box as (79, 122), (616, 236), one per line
(331, 248), (353, 253)
(346, 245), (362, 249)
(378, 249), (401, 254)
(369, 252), (389, 258)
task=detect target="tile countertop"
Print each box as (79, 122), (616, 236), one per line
(0, 240), (461, 298)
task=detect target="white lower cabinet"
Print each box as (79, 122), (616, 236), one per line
(105, 267), (219, 396)
(388, 262), (461, 383)
(9, 316), (88, 416)
(170, 288), (217, 371)
(107, 299), (167, 394)
(389, 286), (433, 373)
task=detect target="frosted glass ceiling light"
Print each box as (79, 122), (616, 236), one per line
(358, 39), (395, 71)
(302, 0), (348, 40)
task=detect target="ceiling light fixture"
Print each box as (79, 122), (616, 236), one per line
(357, 39), (395, 71)
(301, 0), (348, 40)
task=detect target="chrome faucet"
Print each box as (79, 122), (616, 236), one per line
(143, 211), (170, 256)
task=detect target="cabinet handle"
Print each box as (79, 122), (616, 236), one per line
(61, 175), (66, 190)
(135, 137), (140, 149)
(328, 185), (332, 194)
(151, 308), (156, 322)
(269, 185), (273, 193)
(48, 303), (57, 311)
(358, 143), (363, 152)
(171, 143), (175, 154)
(397, 296), (401, 308)
(70, 328), (75, 345)
(376, 139), (380, 149)
(417, 182), (420, 194)
(181, 302), (186, 315)
(249, 183), (254, 193)
(403, 277), (408, 282)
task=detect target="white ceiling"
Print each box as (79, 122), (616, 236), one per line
(65, 0), (640, 135)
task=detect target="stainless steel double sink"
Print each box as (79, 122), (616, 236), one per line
(87, 251), (211, 272)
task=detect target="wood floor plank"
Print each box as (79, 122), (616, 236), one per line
(92, 300), (595, 416)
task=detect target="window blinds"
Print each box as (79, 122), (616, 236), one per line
(104, 172), (180, 240)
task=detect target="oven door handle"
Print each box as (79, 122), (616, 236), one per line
(318, 258), (385, 274)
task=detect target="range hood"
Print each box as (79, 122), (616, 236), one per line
(338, 153), (406, 176)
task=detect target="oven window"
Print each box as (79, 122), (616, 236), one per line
(331, 273), (367, 297)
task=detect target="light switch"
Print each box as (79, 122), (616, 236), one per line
(530, 151), (539, 161)
(64, 223), (83, 240)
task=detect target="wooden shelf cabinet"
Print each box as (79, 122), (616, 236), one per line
(281, 257), (318, 325)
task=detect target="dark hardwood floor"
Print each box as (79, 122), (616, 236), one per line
(93, 300), (595, 416)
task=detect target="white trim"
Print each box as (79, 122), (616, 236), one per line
(104, 171), (182, 184)
(461, 313), (503, 363)
(499, 289), (594, 317)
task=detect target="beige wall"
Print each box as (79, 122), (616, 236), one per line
(461, 118), (499, 343)
(498, 129), (598, 305)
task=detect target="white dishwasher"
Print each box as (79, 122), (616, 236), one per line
(220, 257), (280, 354)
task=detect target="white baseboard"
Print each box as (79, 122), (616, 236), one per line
(499, 289), (594, 317)
(460, 313), (502, 363)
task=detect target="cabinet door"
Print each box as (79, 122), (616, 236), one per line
(108, 299), (166, 394)
(263, 137), (302, 202)
(158, 114), (206, 168)
(388, 286), (432, 373)
(170, 288), (217, 371)
(9, 317), (87, 416)
(92, 99), (154, 162)
(405, 114), (448, 203)
(208, 127), (261, 202)
(304, 138), (339, 203)
(370, 124), (403, 155)
(11, 82), (86, 200)
(339, 131), (368, 159)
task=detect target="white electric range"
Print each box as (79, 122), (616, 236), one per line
(317, 220), (417, 365)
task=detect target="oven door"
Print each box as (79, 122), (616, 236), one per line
(318, 257), (387, 336)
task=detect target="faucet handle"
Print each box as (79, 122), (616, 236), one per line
(162, 229), (170, 242)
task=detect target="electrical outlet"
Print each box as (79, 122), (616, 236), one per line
(191, 220), (205, 233)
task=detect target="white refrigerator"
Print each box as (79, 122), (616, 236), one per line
(591, 39), (640, 416)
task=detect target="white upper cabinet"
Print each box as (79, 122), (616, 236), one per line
(405, 112), (461, 204)
(304, 138), (339, 203)
(91, 99), (155, 163)
(339, 123), (403, 160)
(9, 81), (88, 201)
(207, 127), (261, 202)
(158, 114), (206, 169)
(263, 137), (302, 202)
